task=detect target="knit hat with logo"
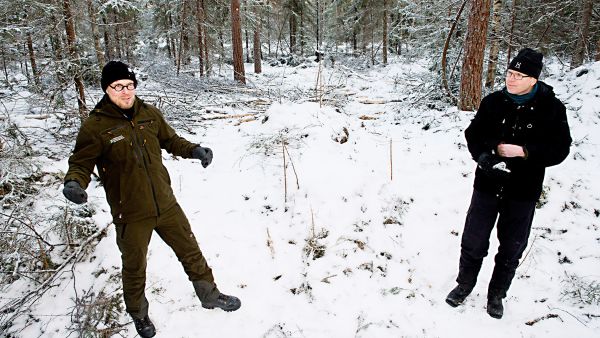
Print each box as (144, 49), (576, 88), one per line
(508, 48), (543, 79)
(101, 61), (137, 93)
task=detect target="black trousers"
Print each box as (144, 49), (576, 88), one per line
(456, 189), (536, 298)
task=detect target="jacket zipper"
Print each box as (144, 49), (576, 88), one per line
(130, 120), (161, 217)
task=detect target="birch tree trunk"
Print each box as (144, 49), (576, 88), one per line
(231, 0), (246, 84)
(458, 0), (491, 111)
(485, 0), (502, 89)
(62, 0), (87, 119)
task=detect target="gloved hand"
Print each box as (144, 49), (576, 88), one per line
(477, 152), (511, 181)
(62, 180), (88, 204)
(192, 146), (213, 168)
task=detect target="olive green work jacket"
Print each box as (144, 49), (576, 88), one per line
(65, 95), (198, 223)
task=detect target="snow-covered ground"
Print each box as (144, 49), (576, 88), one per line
(2, 58), (599, 337)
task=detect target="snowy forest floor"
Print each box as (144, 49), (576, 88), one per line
(1, 56), (599, 337)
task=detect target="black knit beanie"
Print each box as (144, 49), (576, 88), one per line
(101, 61), (137, 93)
(508, 48), (543, 79)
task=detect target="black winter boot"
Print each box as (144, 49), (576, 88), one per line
(487, 295), (504, 319)
(132, 315), (156, 338)
(445, 285), (472, 307)
(202, 293), (242, 312)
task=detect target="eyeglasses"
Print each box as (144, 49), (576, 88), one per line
(505, 71), (530, 80)
(109, 83), (136, 92)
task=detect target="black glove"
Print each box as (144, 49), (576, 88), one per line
(192, 146), (213, 168)
(62, 180), (87, 204)
(477, 152), (511, 181)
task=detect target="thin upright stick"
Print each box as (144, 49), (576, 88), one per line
(284, 144), (300, 189)
(389, 138), (393, 181)
(282, 136), (287, 204)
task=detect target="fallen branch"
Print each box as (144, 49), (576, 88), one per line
(0, 223), (110, 329)
(357, 98), (404, 104)
(525, 313), (560, 326)
(24, 114), (50, 120)
(201, 112), (257, 121)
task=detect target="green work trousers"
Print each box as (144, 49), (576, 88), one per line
(115, 203), (216, 316)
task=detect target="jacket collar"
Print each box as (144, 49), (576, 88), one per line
(91, 94), (142, 119)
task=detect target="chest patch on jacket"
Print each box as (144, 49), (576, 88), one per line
(110, 135), (125, 144)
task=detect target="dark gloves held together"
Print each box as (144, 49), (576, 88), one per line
(192, 146), (213, 168)
(63, 180), (88, 204)
(477, 152), (511, 181)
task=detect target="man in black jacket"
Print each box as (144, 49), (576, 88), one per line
(445, 48), (572, 319)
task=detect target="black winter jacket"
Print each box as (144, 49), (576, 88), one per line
(465, 81), (572, 200)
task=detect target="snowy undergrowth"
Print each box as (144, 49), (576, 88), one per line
(1, 58), (599, 337)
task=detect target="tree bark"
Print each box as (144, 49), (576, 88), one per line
(245, 30), (250, 63)
(571, 0), (593, 68)
(26, 32), (40, 87)
(1, 45), (8, 86)
(383, 0), (388, 65)
(506, 0), (517, 68)
(596, 36), (600, 61)
(253, 4), (262, 74)
(102, 15), (111, 60)
(62, 0), (87, 119)
(113, 10), (123, 59)
(485, 0), (503, 89)
(196, 0), (205, 76)
(442, 0), (468, 105)
(458, 0), (492, 111)
(87, 0), (105, 70)
(290, 7), (297, 54)
(177, 0), (188, 75)
(231, 0), (246, 84)
(316, 0), (320, 49)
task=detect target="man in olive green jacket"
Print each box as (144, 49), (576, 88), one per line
(63, 61), (240, 338)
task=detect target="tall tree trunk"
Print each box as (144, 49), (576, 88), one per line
(458, 0), (491, 111)
(62, 0), (87, 119)
(196, 0), (205, 76)
(245, 30), (250, 63)
(289, 14), (296, 54)
(50, 16), (67, 92)
(485, 0), (503, 89)
(1, 45), (9, 86)
(596, 36), (600, 61)
(87, 0), (105, 69)
(102, 15), (111, 60)
(506, 0), (517, 68)
(316, 0), (320, 49)
(571, 0), (593, 68)
(203, 3), (210, 75)
(177, 0), (188, 75)
(300, 4), (304, 54)
(442, 0), (468, 105)
(383, 0), (388, 64)
(113, 11), (123, 59)
(231, 0), (246, 84)
(26, 32), (40, 87)
(253, 5), (262, 74)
